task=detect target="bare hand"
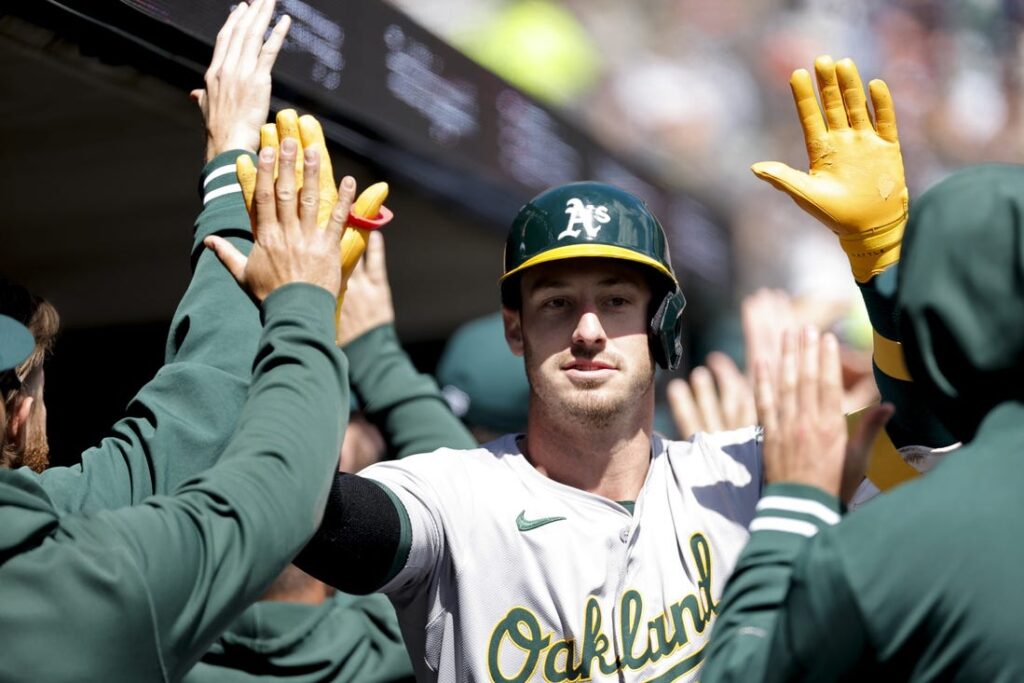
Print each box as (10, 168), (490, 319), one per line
(755, 327), (849, 498)
(204, 140), (356, 300)
(667, 352), (756, 439)
(192, 0), (290, 161)
(742, 288), (877, 413)
(336, 231), (395, 346)
(742, 289), (798, 388)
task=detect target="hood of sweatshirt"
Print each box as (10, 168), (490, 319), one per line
(898, 163), (1024, 443)
(0, 470), (58, 561)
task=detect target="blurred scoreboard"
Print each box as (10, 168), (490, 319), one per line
(122, 0), (648, 199)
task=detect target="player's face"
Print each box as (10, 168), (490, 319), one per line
(505, 258), (655, 426)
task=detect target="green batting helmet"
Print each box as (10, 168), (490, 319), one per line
(500, 181), (686, 369)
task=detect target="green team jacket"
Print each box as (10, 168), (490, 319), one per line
(186, 585), (411, 683)
(186, 323), (476, 683)
(21, 151), (263, 513)
(0, 282), (348, 681)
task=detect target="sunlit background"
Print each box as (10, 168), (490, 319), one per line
(395, 0), (1024, 300)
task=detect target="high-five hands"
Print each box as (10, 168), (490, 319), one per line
(755, 327), (892, 503)
(191, 0), (289, 162)
(236, 110), (392, 325)
(753, 56), (907, 282)
(237, 110), (343, 229)
(204, 140), (357, 302)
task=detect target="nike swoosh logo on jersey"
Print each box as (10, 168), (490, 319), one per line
(516, 510), (566, 532)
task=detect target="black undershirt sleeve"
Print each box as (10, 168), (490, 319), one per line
(294, 472), (411, 595)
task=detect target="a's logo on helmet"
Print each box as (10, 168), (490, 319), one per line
(558, 198), (610, 240)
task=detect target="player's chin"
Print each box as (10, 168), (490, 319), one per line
(561, 390), (630, 425)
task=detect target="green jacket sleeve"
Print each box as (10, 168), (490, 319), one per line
(858, 266), (955, 449)
(27, 151), (263, 514)
(185, 592), (413, 683)
(702, 484), (869, 682)
(344, 323), (475, 457)
(182, 323), (452, 683)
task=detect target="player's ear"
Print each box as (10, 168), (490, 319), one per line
(6, 394), (33, 450)
(502, 307), (524, 357)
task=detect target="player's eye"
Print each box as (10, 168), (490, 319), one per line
(543, 297), (571, 310)
(606, 296), (630, 308)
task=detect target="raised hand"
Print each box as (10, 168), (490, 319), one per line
(755, 327), (891, 503)
(192, 0), (290, 161)
(204, 139), (356, 302)
(755, 327), (848, 496)
(667, 352), (756, 440)
(335, 231), (395, 347)
(753, 56), (907, 282)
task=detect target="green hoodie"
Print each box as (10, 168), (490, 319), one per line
(0, 282), (348, 682)
(702, 164), (1024, 681)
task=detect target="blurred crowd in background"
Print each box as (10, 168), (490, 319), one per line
(392, 0), (1024, 303)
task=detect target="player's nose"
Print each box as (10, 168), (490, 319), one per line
(571, 311), (607, 348)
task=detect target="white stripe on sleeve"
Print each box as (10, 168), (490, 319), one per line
(203, 164), (238, 187)
(756, 495), (841, 525)
(203, 183), (242, 205)
(749, 516), (819, 538)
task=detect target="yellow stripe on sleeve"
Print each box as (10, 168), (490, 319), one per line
(846, 406), (919, 492)
(872, 329), (912, 382)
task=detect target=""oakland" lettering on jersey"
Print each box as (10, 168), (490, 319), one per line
(486, 532), (718, 683)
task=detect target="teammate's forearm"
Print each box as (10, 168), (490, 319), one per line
(166, 150), (259, 370)
(344, 323), (475, 457)
(858, 265), (955, 450)
(146, 283), (348, 676)
(12, 283), (350, 681)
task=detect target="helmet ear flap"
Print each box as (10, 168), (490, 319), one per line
(649, 288), (686, 370)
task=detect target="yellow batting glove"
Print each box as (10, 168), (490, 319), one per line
(236, 110), (394, 329)
(753, 56), (907, 283)
(237, 109), (308, 219)
(336, 182), (389, 325)
(251, 112), (339, 227)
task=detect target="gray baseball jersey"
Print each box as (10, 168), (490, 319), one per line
(361, 427), (762, 682)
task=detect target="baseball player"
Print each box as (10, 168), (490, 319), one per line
(291, 59), (922, 682)
(295, 180), (762, 682)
